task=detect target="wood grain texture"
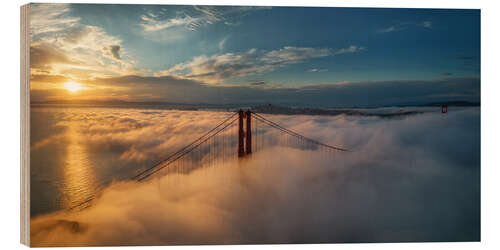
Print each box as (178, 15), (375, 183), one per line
(20, 3), (30, 246)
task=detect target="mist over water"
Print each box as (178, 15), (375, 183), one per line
(30, 105), (480, 246)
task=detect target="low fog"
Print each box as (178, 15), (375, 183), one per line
(30, 107), (480, 246)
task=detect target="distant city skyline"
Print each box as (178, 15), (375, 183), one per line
(30, 4), (480, 106)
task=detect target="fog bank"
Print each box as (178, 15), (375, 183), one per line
(30, 107), (480, 246)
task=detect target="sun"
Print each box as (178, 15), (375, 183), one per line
(64, 82), (84, 93)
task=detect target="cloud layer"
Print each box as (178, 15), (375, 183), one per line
(29, 3), (137, 81)
(140, 6), (271, 32)
(161, 45), (363, 83)
(30, 107), (480, 246)
(31, 74), (480, 107)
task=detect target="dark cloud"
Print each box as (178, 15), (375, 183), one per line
(249, 81), (267, 86)
(30, 45), (77, 69)
(30, 74), (70, 84)
(90, 76), (480, 106)
(102, 45), (122, 60)
(108, 45), (121, 60)
(32, 74), (480, 107)
(31, 88), (71, 102)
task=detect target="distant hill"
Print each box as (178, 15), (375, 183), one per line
(250, 104), (424, 118)
(30, 99), (203, 110)
(424, 101), (480, 107)
(31, 99), (479, 112)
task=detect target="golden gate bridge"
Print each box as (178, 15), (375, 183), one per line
(70, 110), (349, 210)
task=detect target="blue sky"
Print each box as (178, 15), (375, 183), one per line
(29, 3), (480, 106)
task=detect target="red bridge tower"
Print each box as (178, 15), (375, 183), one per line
(238, 110), (252, 157)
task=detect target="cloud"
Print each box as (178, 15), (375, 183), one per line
(162, 50), (266, 83)
(30, 110), (236, 166)
(333, 45), (366, 55)
(422, 21), (432, 28)
(30, 107), (480, 246)
(104, 45), (121, 60)
(378, 21), (433, 33)
(162, 46), (363, 83)
(307, 68), (328, 73)
(30, 74), (70, 84)
(140, 6), (270, 34)
(378, 25), (400, 33)
(260, 46), (332, 65)
(31, 74), (480, 106)
(30, 3), (80, 37)
(140, 14), (202, 32)
(30, 44), (78, 70)
(248, 80), (268, 86)
(137, 6), (271, 43)
(29, 3), (138, 82)
(292, 77), (480, 106)
(218, 37), (229, 51)
(224, 21), (242, 26)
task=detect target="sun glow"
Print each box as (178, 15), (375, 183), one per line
(64, 82), (84, 93)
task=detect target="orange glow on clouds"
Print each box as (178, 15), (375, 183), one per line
(64, 82), (84, 93)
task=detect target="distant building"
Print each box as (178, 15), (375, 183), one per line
(442, 104), (448, 113)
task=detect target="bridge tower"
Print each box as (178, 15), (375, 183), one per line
(238, 110), (245, 157)
(245, 110), (252, 155)
(238, 109), (252, 158)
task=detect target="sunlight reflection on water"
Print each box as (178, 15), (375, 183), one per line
(61, 123), (97, 209)
(30, 105), (233, 216)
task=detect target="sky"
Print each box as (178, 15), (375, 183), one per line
(30, 3), (480, 106)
